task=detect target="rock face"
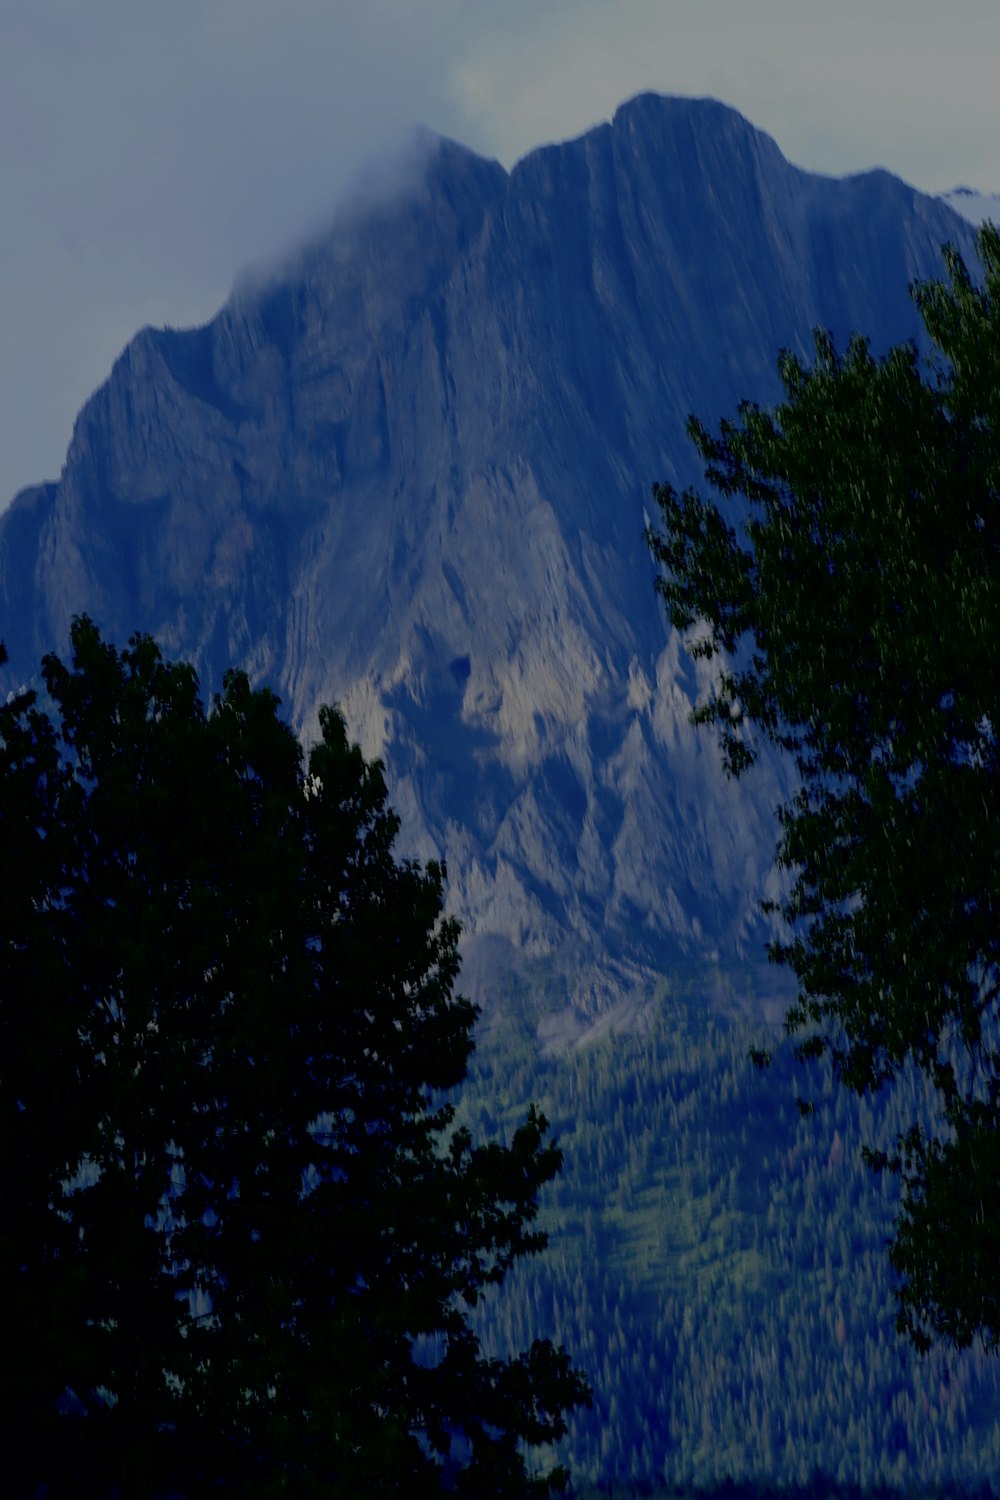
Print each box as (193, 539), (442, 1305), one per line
(0, 95), (977, 1038)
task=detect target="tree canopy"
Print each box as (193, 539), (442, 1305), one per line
(0, 618), (588, 1496)
(646, 223), (1000, 1353)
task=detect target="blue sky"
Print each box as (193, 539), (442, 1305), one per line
(3, 0), (999, 508)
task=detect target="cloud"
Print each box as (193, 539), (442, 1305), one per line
(2, 0), (999, 507)
(0, 1), (490, 502)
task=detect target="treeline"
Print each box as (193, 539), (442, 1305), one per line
(452, 988), (1000, 1492)
(570, 1483), (1000, 1500)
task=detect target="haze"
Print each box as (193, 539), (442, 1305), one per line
(3, 0), (998, 509)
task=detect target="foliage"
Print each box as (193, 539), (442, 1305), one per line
(0, 619), (588, 1497)
(458, 999), (1000, 1492)
(645, 222), (1000, 1352)
(567, 1485), (1000, 1500)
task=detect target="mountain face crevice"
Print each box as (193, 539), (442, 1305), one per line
(0, 93), (977, 1039)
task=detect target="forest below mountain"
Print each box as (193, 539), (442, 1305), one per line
(453, 983), (1000, 1494)
(4, 94), (998, 1497)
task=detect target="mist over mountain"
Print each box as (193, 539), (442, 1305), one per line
(938, 182), (1000, 224)
(0, 94), (977, 1038)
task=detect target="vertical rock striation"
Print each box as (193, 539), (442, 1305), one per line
(0, 95), (977, 1037)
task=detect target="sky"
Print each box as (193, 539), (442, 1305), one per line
(3, 0), (999, 509)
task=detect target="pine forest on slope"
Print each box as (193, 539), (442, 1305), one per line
(461, 1006), (1000, 1491)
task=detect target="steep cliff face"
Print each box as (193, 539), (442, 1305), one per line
(0, 95), (977, 1036)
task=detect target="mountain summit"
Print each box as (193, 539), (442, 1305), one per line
(0, 94), (977, 1038)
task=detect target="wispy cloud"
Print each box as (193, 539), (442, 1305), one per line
(2, 0), (998, 507)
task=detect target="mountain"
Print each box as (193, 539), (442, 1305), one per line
(0, 94), (978, 1038)
(7, 95), (1000, 1493)
(938, 183), (1000, 224)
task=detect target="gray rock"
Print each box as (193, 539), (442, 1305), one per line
(0, 94), (978, 1038)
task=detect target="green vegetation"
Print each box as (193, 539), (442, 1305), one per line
(0, 619), (588, 1497)
(571, 1487), (999, 1500)
(457, 997), (1000, 1492)
(646, 223), (1000, 1353)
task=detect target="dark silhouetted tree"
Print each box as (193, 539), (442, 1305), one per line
(647, 224), (1000, 1353)
(0, 619), (588, 1496)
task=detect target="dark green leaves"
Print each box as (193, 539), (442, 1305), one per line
(647, 224), (1000, 1352)
(0, 618), (588, 1494)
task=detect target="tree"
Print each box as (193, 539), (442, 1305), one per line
(646, 223), (1000, 1353)
(0, 618), (589, 1496)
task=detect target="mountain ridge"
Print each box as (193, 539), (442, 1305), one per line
(0, 93), (979, 1039)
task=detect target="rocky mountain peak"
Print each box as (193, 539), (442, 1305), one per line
(0, 95), (978, 1040)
